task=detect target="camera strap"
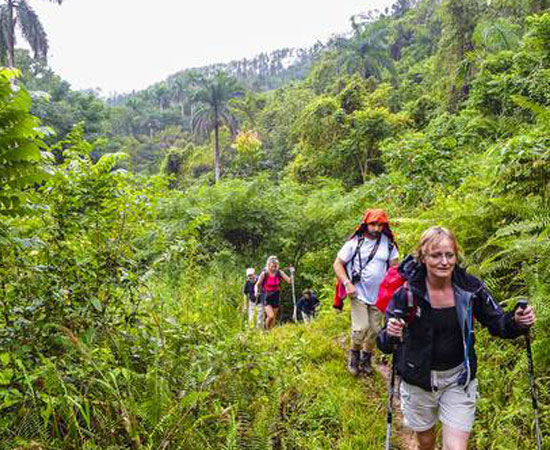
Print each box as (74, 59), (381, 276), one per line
(352, 234), (382, 276)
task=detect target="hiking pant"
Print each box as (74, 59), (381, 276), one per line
(350, 299), (381, 351)
(301, 311), (314, 324)
(248, 301), (264, 328)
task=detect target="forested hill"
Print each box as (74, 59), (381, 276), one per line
(1, 0), (550, 448)
(109, 45), (322, 106)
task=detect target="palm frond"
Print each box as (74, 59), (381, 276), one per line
(474, 19), (520, 52)
(191, 105), (215, 139)
(511, 95), (550, 126)
(16, 0), (48, 60)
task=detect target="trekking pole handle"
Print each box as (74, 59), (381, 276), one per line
(388, 309), (405, 345)
(515, 299), (534, 330)
(517, 299), (528, 310)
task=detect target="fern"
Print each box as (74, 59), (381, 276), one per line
(0, 69), (49, 216)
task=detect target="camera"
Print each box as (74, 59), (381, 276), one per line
(351, 272), (361, 284)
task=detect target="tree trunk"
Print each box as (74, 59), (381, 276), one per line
(214, 110), (221, 182)
(353, 153), (366, 184)
(7, 0), (15, 68)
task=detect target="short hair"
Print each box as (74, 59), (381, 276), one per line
(415, 226), (461, 262)
(266, 255), (279, 267)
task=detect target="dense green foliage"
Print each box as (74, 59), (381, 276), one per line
(2, 0), (550, 448)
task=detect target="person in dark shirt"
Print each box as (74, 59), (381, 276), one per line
(296, 289), (320, 323)
(243, 268), (262, 328)
(377, 226), (536, 450)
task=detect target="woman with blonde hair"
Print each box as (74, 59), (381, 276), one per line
(254, 256), (293, 329)
(377, 226), (535, 450)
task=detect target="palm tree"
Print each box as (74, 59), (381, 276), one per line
(0, 0), (63, 68)
(190, 71), (243, 182)
(169, 74), (192, 120)
(473, 19), (520, 53)
(337, 20), (395, 80)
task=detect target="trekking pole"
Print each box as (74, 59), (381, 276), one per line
(290, 267), (297, 323)
(517, 300), (543, 450)
(385, 348), (397, 450)
(385, 309), (404, 450)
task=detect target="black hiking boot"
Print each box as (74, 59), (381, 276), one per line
(347, 349), (360, 376)
(359, 351), (373, 375)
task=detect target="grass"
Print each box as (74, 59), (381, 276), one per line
(3, 266), (547, 449)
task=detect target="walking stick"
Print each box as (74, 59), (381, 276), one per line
(385, 347), (397, 450)
(290, 267), (297, 323)
(385, 309), (404, 450)
(517, 300), (543, 450)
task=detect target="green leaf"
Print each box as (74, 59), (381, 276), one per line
(0, 354), (9, 366)
(0, 369), (13, 385)
(90, 297), (103, 312)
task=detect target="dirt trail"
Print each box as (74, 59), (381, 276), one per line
(335, 334), (417, 449)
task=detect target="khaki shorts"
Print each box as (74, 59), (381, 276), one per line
(400, 365), (478, 433)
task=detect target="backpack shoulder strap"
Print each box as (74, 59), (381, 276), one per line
(387, 239), (395, 269)
(350, 236), (364, 263)
(403, 282), (418, 323)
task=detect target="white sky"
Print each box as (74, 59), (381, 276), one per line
(29, 0), (396, 95)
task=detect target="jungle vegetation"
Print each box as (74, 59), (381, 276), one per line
(1, 0), (549, 448)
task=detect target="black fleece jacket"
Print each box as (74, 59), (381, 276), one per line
(377, 255), (524, 391)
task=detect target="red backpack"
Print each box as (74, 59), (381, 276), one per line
(376, 266), (418, 324)
(376, 266), (405, 313)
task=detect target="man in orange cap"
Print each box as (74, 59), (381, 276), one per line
(333, 208), (398, 376)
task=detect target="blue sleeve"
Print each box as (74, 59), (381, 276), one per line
(473, 286), (524, 339)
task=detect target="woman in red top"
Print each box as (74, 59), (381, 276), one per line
(254, 255), (292, 329)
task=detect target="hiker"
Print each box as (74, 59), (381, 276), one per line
(296, 288), (320, 323)
(254, 256), (293, 330)
(333, 209), (398, 376)
(243, 268), (263, 328)
(377, 226), (536, 450)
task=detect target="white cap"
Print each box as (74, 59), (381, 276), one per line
(246, 268), (255, 276)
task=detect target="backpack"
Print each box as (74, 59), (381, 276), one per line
(261, 269), (282, 290)
(375, 266), (417, 323)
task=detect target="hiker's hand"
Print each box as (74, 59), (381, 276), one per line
(514, 305), (535, 328)
(344, 281), (356, 297)
(387, 317), (405, 338)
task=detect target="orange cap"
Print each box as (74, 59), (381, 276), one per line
(362, 209), (389, 225)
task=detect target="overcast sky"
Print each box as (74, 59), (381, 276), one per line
(29, 0), (396, 95)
